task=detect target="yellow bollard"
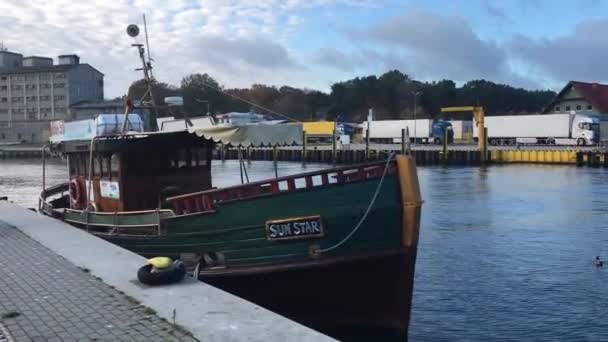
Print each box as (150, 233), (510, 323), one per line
(529, 151), (537, 163)
(552, 151), (561, 164)
(514, 150), (522, 162)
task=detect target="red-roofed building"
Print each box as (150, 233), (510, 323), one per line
(543, 81), (608, 115)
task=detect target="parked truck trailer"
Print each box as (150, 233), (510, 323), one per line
(473, 113), (599, 146)
(362, 119), (453, 144)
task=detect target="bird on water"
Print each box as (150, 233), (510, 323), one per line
(595, 256), (603, 267)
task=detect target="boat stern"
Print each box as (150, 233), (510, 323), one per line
(395, 154), (423, 250)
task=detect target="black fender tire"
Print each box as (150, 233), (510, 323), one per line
(137, 260), (186, 286)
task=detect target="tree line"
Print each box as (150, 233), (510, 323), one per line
(127, 70), (557, 122)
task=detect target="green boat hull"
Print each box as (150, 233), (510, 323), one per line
(46, 157), (422, 337)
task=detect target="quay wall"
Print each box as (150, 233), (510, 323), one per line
(2, 143), (607, 168)
(0, 202), (334, 342)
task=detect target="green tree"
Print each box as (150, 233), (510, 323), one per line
(180, 73), (225, 116)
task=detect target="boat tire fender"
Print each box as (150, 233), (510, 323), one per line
(137, 260), (186, 286)
(69, 179), (83, 207)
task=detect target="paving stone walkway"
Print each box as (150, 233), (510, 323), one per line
(0, 222), (198, 342)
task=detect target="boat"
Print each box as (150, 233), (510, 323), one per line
(39, 24), (423, 340)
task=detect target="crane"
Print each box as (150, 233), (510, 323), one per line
(440, 106), (487, 162)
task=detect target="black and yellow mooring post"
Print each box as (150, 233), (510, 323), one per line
(365, 127), (370, 161)
(220, 143), (225, 162)
(302, 130), (307, 165)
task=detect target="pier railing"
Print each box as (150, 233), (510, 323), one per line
(166, 160), (397, 215)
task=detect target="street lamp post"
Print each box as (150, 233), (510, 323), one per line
(195, 98), (210, 115)
(412, 91), (421, 144)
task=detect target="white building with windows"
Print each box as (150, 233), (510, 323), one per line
(542, 81), (608, 142)
(0, 50), (103, 143)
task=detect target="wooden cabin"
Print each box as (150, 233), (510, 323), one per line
(62, 131), (214, 212)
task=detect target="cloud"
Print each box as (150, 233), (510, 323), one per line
(355, 8), (507, 81)
(509, 18), (608, 83)
(1, 0), (375, 97)
(314, 47), (404, 73)
(483, 0), (506, 22)
(312, 8), (551, 90)
(187, 34), (298, 75)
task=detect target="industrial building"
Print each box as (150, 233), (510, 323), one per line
(0, 50), (103, 143)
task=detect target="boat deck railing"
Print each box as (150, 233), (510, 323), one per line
(166, 160), (397, 215)
(39, 182), (69, 212)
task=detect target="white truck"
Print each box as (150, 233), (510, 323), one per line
(362, 119), (453, 144)
(473, 113), (599, 146)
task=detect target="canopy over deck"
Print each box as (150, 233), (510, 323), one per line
(189, 123), (302, 147)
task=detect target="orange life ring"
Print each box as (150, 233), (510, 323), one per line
(69, 179), (83, 208)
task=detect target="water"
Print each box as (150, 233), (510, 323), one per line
(1, 159), (608, 341)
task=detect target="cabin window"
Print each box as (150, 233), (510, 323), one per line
(565, 105), (571, 111)
(93, 157), (101, 176)
(588, 105), (593, 110)
(177, 148), (189, 168)
(195, 147), (208, 166)
(579, 123), (592, 130)
(69, 155), (76, 176)
(110, 153), (120, 178)
(173, 150), (181, 168)
(79, 154), (88, 177)
(555, 106), (560, 112)
(576, 105), (582, 110)
(100, 156), (109, 178)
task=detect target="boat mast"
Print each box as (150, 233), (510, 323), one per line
(133, 43), (159, 131)
(125, 22), (159, 132)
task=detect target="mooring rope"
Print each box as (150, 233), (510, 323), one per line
(318, 152), (395, 253)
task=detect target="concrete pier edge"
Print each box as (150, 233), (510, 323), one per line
(0, 202), (334, 341)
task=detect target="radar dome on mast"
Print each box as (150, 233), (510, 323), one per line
(126, 24), (140, 37)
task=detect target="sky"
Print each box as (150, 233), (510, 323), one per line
(1, 0), (606, 98)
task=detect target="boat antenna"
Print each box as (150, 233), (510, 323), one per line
(143, 13), (154, 79)
(126, 23), (159, 131)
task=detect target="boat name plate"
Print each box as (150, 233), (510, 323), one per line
(266, 215), (324, 241)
